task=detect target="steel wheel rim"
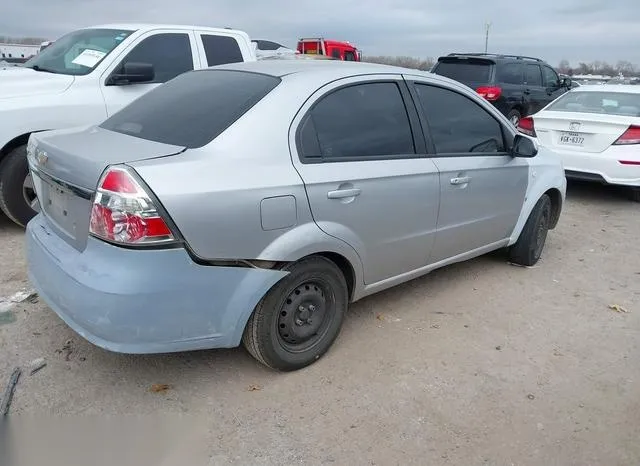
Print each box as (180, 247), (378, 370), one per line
(534, 209), (550, 258)
(22, 174), (40, 211)
(276, 280), (335, 353)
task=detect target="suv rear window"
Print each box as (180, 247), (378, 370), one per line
(101, 70), (281, 148)
(433, 59), (492, 83)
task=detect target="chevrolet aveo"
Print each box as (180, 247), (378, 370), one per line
(26, 61), (566, 371)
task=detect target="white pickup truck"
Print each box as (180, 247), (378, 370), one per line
(0, 23), (256, 226)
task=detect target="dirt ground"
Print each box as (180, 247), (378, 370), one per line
(0, 181), (639, 466)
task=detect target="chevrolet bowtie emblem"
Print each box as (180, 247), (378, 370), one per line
(36, 148), (48, 166)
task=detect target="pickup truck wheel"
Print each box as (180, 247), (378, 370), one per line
(242, 256), (348, 371)
(508, 194), (551, 266)
(0, 144), (39, 227)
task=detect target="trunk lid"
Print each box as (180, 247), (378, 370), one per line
(29, 126), (185, 251)
(533, 111), (640, 153)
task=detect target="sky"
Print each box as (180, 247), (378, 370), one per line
(3, 0), (639, 67)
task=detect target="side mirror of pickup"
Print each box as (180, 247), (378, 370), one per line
(512, 134), (538, 158)
(560, 77), (572, 89)
(107, 62), (155, 86)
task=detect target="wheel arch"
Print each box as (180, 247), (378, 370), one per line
(0, 133), (31, 161)
(545, 187), (563, 229)
(229, 249), (361, 348)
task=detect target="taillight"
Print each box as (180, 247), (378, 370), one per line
(517, 116), (536, 137)
(476, 86), (502, 102)
(613, 125), (640, 145)
(89, 166), (175, 246)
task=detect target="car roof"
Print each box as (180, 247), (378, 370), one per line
(440, 53), (545, 64)
(87, 23), (246, 35)
(209, 59), (428, 79)
(568, 84), (640, 94)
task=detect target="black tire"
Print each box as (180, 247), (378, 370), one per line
(242, 256), (348, 371)
(508, 194), (552, 266)
(630, 188), (640, 203)
(507, 109), (522, 127)
(0, 144), (38, 227)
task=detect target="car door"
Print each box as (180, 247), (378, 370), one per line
(195, 32), (246, 67)
(290, 76), (441, 285)
(100, 30), (200, 116)
(408, 80), (529, 263)
(524, 63), (546, 114)
(542, 65), (567, 106)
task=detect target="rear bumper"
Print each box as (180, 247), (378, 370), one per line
(554, 148), (640, 187)
(26, 214), (287, 354)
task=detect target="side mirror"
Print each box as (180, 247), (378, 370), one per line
(107, 62), (154, 86)
(512, 134), (538, 158)
(560, 77), (572, 89)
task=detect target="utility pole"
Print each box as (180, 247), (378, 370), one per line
(484, 21), (492, 53)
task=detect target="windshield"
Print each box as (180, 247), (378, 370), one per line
(433, 59), (493, 83)
(24, 28), (133, 76)
(547, 91), (640, 117)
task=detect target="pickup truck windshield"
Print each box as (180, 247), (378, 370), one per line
(24, 28), (133, 76)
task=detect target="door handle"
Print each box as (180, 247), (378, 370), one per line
(524, 89), (531, 95)
(327, 188), (361, 199)
(450, 176), (471, 185)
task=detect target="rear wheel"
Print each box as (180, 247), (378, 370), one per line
(242, 256), (348, 371)
(0, 144), (39, 227)
(507, 109), (522, 127)
(508, 194), (552, 266)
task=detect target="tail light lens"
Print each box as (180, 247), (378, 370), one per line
(613, 125), (640, 145)
(89, 166), (175, 246)
(517, 116), (536, 137)
(476, 86), (502, 101)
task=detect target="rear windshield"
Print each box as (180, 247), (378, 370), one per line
(546, 91), (640, 117)
(433, 59), (492, 83)
(101, 70), (281, 148)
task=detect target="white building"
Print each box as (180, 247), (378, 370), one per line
(0, 43), (40, 63)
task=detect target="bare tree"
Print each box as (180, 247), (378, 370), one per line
(557, 59), (571, 75)
(615, 60), (635, 75)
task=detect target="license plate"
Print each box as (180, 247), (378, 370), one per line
(44, 182), (70, 220)
(559, 132), (585, 146)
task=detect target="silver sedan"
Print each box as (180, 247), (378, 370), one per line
(26, 60), (566, 371)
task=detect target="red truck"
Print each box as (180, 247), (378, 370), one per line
(296, 38), (361, 61)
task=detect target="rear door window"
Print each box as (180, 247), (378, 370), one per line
(201, 34), (244, 66)
(101, 70), (281, 148)
(433, 59), (493, 83)
(525, 64), (543, 86)
(298, 82), (415, 161)
(496, 63), (524, 85)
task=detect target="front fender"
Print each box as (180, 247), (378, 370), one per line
(0, 92), (107, 151)
(508, 153), (567, 245)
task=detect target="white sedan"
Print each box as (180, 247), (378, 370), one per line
(517, 85), (640, 201)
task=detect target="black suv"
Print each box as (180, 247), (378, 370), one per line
(431, 53), (573, 126)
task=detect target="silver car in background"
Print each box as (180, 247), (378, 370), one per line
(26, 61), (566, 371)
